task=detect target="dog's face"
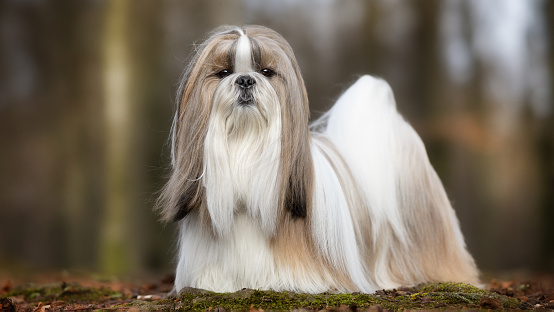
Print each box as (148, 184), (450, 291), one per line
(160, 26), (314, 227)
(200, 28), (290, 141)
(186, 26), (309, 128)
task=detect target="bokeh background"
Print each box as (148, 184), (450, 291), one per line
(1, 0), (553, 280)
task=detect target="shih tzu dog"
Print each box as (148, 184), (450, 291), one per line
(158, 25), (479, 294)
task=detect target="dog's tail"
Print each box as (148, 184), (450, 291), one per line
(311, 75), (480, 290)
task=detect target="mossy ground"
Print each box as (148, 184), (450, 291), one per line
(6, 282), (124, 303)
(3, 279), (545, 311)
(2, 282), (129, 311)
(124, 282), (522, 311)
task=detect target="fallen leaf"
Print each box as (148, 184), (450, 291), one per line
(1, 280), (12, 294)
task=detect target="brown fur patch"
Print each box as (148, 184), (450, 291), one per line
(271, 214), (357, 292)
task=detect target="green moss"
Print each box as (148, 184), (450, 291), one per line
(4, 282), (124, 303)
(122, 283), (522, 311)
(415, 282), (521, 310)
(420, 282), (487, 295)
(126, 288), (380, 311)
(426, 292), (481, 304)
(2, 281), (522, 311)
(5, 283), (60, 300)
(488, 293), (521, 309)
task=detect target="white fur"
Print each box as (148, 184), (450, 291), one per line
(203, 75), (282, 237)
(176, 213), (348, 294)
(175, 213), (277, 292)
(235, 34), (252, 73)
(310, 140), (373, 292)
(313, 76), (414, 288)
(312, 76), (472, 289)
(315, 76), (409, 244)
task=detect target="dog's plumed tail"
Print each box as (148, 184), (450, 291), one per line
(311, 75), (480, 289)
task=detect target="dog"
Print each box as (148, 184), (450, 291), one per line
(157, 25), (479, 294)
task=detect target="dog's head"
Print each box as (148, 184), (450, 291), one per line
(159, 26), (313, 231)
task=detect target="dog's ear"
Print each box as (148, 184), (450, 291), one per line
(171, 178), (205, 222)
(173, 194), (191, 222)
(157, 71), (208, 222)
(281, 123), (313, 220)
(156, 30), (227, 222)
(268, 26), (313, 220)
(285, 162), (311, 218)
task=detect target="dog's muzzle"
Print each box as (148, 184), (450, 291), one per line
(236, 75), (255, 105)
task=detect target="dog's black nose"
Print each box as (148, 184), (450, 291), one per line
(236, 75), (255, 89)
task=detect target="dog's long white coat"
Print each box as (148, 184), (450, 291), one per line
(175, 75), (470, 293)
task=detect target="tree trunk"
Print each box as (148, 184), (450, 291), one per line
(99, 0), (136, 275)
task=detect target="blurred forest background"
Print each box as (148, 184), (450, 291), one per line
(0, 0), (553, 280)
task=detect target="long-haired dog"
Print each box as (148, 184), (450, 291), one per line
(157, 25), (479, 294)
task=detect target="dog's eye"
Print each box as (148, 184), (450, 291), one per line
(217, 69), (231, 79)
(261, 68), (274, 77)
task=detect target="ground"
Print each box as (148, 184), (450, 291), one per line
(1, 273), (553, 311)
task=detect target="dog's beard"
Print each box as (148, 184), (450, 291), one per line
(203, 74), (282, 237)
